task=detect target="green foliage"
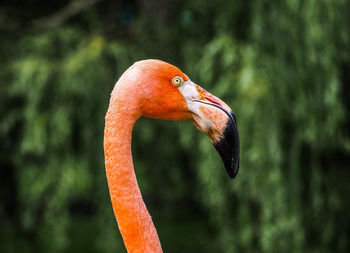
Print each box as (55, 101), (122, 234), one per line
(1, 0), (349, 252)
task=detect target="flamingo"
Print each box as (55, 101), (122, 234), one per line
(104, 59), (240, 252)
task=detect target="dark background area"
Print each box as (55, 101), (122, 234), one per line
(0, 0), (350, 252)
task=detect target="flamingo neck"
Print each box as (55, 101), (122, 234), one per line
(104, 90), (163, 253)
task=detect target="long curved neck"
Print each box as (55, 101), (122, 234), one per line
(104, 90), (163, 253)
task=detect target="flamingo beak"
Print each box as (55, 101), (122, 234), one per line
(178, 81), (240, 179)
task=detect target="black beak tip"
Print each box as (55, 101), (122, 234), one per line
(225, 157), (239, 179)
(213, 111), (240, 180)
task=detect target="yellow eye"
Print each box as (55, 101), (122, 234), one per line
(172, 76), (184, 87)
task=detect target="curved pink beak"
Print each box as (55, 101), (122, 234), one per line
(189, 85), (240, 179)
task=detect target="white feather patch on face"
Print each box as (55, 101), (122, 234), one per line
(177, 80), (208, 133)
(178, 80), (200, 115)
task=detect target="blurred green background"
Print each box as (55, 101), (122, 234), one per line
(1, 0), (350, 252)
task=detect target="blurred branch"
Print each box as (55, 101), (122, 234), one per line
(32, 0), (102, 30)
(0, 0), (102, 33)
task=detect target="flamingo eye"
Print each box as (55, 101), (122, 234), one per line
(172, 76), (184, 87)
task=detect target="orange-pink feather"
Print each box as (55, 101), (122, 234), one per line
(104, 60), (190, 252)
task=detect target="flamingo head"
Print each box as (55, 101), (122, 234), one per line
(123, 59), (240, 178)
